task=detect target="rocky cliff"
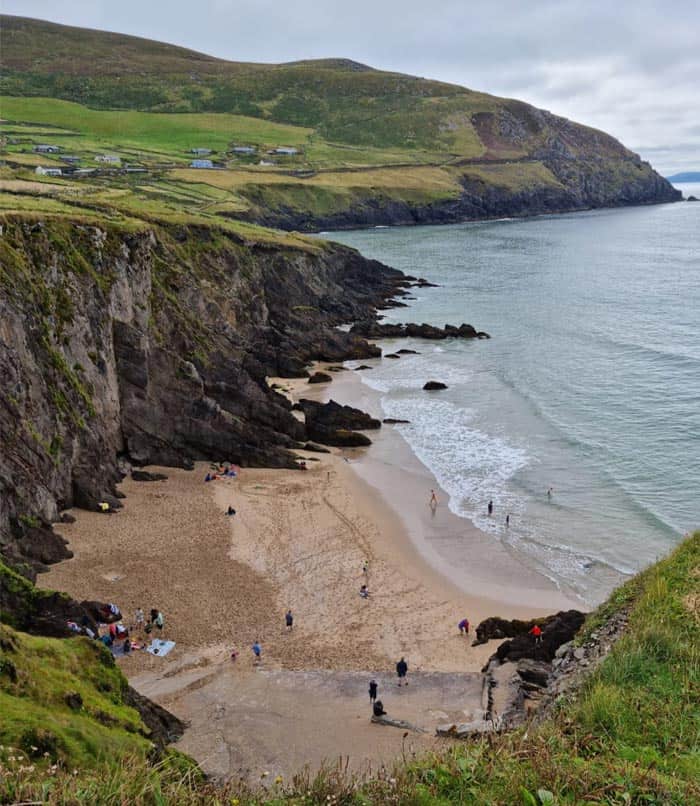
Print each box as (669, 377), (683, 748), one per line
(0, 215), (403, 581)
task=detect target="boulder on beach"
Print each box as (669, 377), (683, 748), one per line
(295, 398), (379, 446)
(132, 470), (168, 482)
(396, 348), (419, 354)
(354, 365), (372, 370)
(383, 418), (410, 424)
(423, 381), (448, 390)
(384, 353), (401, 359)
(308, 371), (333, 384)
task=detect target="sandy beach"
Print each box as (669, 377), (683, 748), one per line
(43, 360), (579, 780)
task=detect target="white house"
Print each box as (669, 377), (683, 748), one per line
(95, 154), (121, 163)
(35, 166), (62, 176)
(190, 159), (214, 169)
(232, 146), (256, 155)
(272, 146), (299, 155)
(190, 148), (212, 155)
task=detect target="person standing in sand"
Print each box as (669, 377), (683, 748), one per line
(505, 514), (510, 527)
(134, 608), (144, 634)
(369, 679), (378, 703)
(396, 657), (408, 686)
(429, 490), (438, 508)
(458, 618), (470, 635)
(488, 500), (493, 516)
(252, 640), (262, 663)
(285, 609), (294, 631)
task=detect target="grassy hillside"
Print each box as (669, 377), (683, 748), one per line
(0, 15), (680, 230)
(3, 531), (698, 804)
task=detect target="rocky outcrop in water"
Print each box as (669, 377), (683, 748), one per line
(351, 321), (490, 340)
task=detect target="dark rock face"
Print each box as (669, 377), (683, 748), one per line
(295, 398), (380, 446)
(423, 381), (448, 390)
(0, 218), (403, 579)
(351, 321), (489, 340)
(308, 371), (332, 384)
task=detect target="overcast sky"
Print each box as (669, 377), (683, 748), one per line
(4, 1), (699, 175)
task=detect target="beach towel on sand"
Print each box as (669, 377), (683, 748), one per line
(146, 639), (176, 657)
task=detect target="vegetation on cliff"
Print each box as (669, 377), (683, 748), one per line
(2, 531), (697, 804)
(0, 15), (680, 230)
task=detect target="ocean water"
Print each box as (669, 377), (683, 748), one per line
(323, 198), (700, 605)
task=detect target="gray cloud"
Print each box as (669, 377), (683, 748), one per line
(2, 0), (698, 174)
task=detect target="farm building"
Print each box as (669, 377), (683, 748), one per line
(33, 144), (60, 153)
(232, 146), (256, 155)
(190, 148), (212, 155)
(271, 146), (299, 155)
(95, 154), (121, 163)
(35, 166), (62, 176)
(190, 159), (214, 168)
(60, 155), (81, 164)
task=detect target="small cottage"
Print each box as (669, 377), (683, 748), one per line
(95, 154), (121, 163)
(34, 144), (60, 154)
(190, 159), (214, 169)
(232, 146), (256, 155)
(272, 146), (299, 155)
(35, 166), (62, 176)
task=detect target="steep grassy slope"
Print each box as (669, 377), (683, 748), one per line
(0, 15), (680, 228)
(3, 531), (698, 804)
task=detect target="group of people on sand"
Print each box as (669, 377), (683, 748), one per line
(367, 656), (410, 718)
(67, 604), (164, 656)
(205, 461), (240, 484)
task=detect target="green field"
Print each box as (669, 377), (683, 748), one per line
(1, 14), (669, 229)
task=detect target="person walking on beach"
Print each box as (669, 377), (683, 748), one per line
(547, 487), (553, 499)
(505, 514), (510, 527)
(396, 657), (408, 686)
(529, 624), (543, 645)
(488, 500), (493, 516)
(458, 618), (470, 636)
(134, 607), (144, 633)
(429, 489), (438, 508)
(360, 584), (370, 599)
(285, 609), (294, 631)
(252, 640), (262, 663)
(369, 679), (378, 703)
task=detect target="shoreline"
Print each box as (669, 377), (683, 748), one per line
(281, 364), (581, 616)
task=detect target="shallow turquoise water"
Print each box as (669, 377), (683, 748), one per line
(323, 199), (700, 604)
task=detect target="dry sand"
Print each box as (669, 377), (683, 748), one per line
(43, 361), (579, 781)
